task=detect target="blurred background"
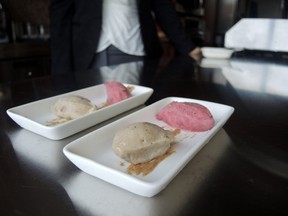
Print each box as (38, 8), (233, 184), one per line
(0, 0), (287, 82)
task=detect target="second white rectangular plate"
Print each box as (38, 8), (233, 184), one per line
(201, 47), (234, 59)
(63, 97), (234, 197)
(7, 83), (153, 140)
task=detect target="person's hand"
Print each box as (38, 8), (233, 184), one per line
(189, 47), (202, 61)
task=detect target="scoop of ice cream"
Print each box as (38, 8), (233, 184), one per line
(156, 101), (215, 132)
(52, 95), (97, 120)
(105, 81), (132, 105)
(112, 122), (174, 164)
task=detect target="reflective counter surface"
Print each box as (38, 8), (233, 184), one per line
(1, 54), (288, 216)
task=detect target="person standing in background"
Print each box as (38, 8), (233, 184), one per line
(50, 0), (201, 75)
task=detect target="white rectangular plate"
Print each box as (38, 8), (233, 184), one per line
(201, 47), (234, 59)
(63, 97), (234, 197)
(7, 83), (153, 140)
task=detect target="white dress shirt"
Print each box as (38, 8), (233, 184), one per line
(96, 0), (145, 56)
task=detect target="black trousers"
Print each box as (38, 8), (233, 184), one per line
(89, 45), (144, 68)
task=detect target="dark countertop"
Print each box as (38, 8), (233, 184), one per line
(1, 54), (288, 216)
(0, 42), (50, 60)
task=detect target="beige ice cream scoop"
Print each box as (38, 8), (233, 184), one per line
(51, 95), (97, 120)
(112, 122), (174, 164)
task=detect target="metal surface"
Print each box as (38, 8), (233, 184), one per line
(225, 18), (288, 52)
(1, 54), (288, 215)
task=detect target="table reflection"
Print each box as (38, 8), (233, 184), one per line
(223, 59), (288, 96)
(0, 131), (78, 216)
